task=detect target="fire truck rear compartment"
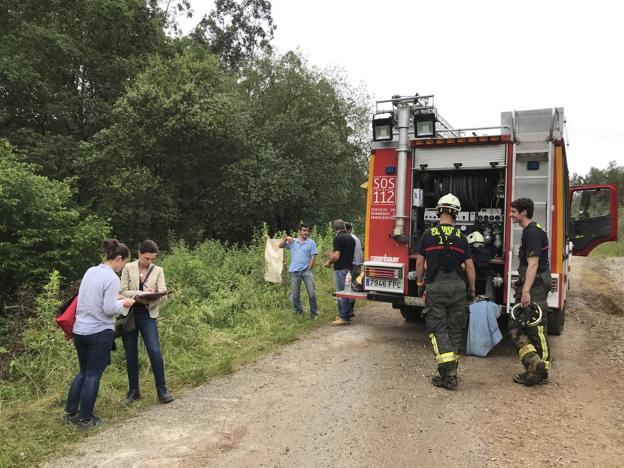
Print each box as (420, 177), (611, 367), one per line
(410, 168), (506, 253)
(408, 166), (507, 302)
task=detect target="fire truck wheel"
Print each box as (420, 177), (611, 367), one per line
(399, 306), (423, 322)
(548, 306), (565, 335)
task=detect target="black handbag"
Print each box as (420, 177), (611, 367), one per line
(115, 307), (136, 337)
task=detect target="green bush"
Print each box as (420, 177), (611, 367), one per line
(0, 227), (339, 467)
(0, 139), (110, 296)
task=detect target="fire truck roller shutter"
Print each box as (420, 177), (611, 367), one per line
(426, 172), (501, 211)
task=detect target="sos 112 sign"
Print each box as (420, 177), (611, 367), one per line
(372, 176), (396, 205)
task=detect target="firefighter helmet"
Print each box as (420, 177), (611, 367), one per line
(510, 302), (543, 327)
(436, 193), (461, 216)
(467, 231), (485, 245)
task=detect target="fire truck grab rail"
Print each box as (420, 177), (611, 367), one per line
(429, 125), (512, 137)
(375, 94), (435, 105)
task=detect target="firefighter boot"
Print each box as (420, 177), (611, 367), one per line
(514, 352), (547, 386)
(432, 362), (458, 390)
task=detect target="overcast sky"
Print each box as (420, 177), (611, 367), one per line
(183, 0), (623, 175)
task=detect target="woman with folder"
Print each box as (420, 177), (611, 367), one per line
(120, 239), (174, 404)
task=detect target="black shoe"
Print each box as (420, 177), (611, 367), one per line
(77, 416), (106, 430)
(157, 386), (174, 404)
(124, 389), (141, 404)
(63, 412), (80, 424)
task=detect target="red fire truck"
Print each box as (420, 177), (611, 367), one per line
(357, 95), (618, 335)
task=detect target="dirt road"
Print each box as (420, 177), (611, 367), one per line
(43, 257), (624, 467)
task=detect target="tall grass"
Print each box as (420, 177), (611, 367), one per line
(590, 207), (624, 258)
(0, 227), (338, 467)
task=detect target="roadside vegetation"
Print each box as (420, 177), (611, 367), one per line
(590, 207), (624, 258)
(0, 228), (340, 467)
(572, 162), (624, 258)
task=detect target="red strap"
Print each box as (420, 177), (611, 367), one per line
(424, 246), (445, 252)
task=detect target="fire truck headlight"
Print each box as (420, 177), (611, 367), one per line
(372, 112), (393, 141)
(414, 113), (436, 137)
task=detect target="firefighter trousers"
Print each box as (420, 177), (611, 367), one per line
(509, 280), (551, 369)
(424, 274), (467, 372)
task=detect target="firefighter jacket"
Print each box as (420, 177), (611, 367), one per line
(416, 224), (472, 284)
(518, 222), (551, 288)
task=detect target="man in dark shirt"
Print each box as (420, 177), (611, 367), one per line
(415, 194), (476, 390)
(324, 219), (355, 326)
(509, 198), (551, 386)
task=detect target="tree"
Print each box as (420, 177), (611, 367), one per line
(571, 161), (624, 206)
(0, 140), (110, 295)
(88, 47), (251, 243)
(236, 52), (369, 232)
(192, 0), (276, 71)
(0, 0), (170, 179)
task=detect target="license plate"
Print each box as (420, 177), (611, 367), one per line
(365, 278), (403, 290)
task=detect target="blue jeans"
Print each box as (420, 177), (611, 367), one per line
(333, 269), (351, 320)
(65, 329), (114, 420)
(122, 309), (166, 390)
(290, 269), (318, 315)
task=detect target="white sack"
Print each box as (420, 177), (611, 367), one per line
(264, 237), (284, 283)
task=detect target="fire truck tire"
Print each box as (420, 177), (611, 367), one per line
(400, 306), (423, 322)
(548, 306), (565, 335)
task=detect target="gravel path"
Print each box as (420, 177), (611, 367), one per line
(41, 256), (624, 467)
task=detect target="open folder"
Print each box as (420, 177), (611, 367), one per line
(133, 290), (169, 301)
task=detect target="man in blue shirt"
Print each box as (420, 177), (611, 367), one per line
(279, 223), (319, 317)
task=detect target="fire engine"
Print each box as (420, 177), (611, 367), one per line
(354, 94), (618, 335)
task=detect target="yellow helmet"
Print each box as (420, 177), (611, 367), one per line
(436, 193), (461, 214)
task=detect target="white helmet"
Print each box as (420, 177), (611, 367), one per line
(467, 231), (485, 245)
(436, 193), (461, 215)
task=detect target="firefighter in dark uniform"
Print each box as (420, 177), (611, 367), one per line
(416, 194), (476, 390)
(509, 198), (552, 386)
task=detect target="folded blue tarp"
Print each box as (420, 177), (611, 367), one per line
(466, 300), (503, 357)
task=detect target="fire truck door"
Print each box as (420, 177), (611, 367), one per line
(569, 184), (619, 256)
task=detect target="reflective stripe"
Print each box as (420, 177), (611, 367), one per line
(429, 333), (458, 364)
(537, 325), (549, 364)
(519, 343), (536, 359)
(436, 352), (458, 364)
(429, 333), (440, 356)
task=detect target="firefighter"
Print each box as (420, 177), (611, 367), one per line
(467, 231), (493, 296)
(415, 194), (476, 390)
(509, 198), (551, 386)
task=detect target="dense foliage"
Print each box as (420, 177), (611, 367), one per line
(0, 0), (369, 302)
(0, 140), (109, 294)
